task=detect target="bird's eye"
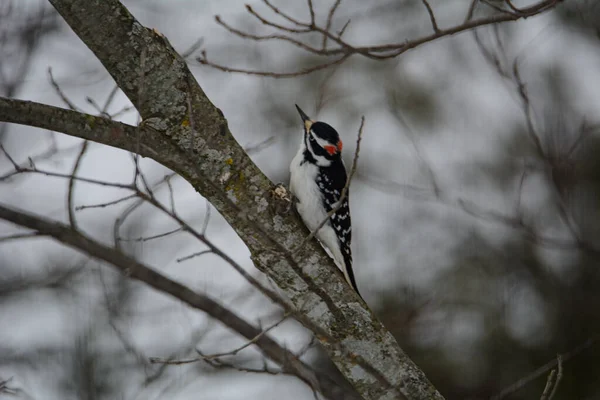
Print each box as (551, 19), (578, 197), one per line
(309, 134), (315, 142)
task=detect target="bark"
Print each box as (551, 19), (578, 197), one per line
(1, 0), (445, 398)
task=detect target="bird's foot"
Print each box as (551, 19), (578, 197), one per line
(269, 183), (294, 215)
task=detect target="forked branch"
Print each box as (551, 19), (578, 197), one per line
(197, 0), (562, 77)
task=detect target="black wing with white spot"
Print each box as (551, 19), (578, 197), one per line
(317, 163), (358, 294)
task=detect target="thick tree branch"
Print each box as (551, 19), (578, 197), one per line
(0, 0), (445, 398)
(0, 98), (163, 157)
(0, 202), (356, 400)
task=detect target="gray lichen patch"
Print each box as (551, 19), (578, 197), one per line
(271, 215), (285, 232)
(255, 196), (269, 213)
(226, 189), (237, 204)
(305, 298), (332, 324)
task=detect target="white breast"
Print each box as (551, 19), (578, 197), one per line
(290, 149), (325, 231)
(289, 147), (346, 274)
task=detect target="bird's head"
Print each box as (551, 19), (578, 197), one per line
(295, 104), (343, 159)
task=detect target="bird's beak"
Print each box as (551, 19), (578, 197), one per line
(295, 104), (313, 131)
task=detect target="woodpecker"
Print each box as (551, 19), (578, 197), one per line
(289, 105), (360, 297)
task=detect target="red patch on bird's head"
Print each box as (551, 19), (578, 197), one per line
(324, 145), (337, 155)
(337, 140), (343, 151)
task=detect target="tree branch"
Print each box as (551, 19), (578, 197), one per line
(0, 202), (357, 400)
(198, 0), (562, 77)
(0, 97), (162, 157)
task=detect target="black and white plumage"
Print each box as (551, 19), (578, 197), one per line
(289, 105), (360, 296)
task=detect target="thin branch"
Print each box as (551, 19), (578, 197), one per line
(307, 0), (315, 26)
(121, 227), (183, 243)
(0, 144), (19, 169)
(67, 140), (89, 229)
(150, 313), (289, 365)
(110, 104), (134, 119)
(181, 37), (205, 58)
(164, 174), (176, 214)
(491, 337), (598, 400)
(246, 4), (311, 34)
(548, 355), (563, 400)
(48, 67), (80, 111)
(465, 0), (479, 22)
(515, 160), (529, 217)
(244, 136), (277, 155)
(214, 16), (332, 56)
(540, 369), (557, 400)
(200, 355), (282, 375)
(481, 0), (516, 15)
(421, 0), (440, 33)
(337, 19), (351, 37)
(323, 0), (342, 49)
(0, 164), (134, 190)
(201, 0), (562, 76)
(512, 60), (544, 157)
(0, 377), (16, 395)
(0, 202), (345, 399)
(197, 52), (351, 78)
(102, 84), (120, 115)
(177, 249), (213, 263)
(76, 193), (138, 211)
(262, 0), (304, 27)
(200, 199), (211, 235)
(0, 232), (43, 243)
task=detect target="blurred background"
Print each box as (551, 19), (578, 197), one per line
(1, 0), (600, 399)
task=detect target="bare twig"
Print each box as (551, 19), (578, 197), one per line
(121, 227), (183, 243)
(515, 161), (529, 217)
(548, 354), (563, 400)
(201, 0), (561, 77)
(337, 19), (351, 37)
(421, 0), (440, 33)
(0, 165), (133, 189)
(512, 60), (544, 157)
(0, 144), (19, 169)
(67, 140), (89, 228)
(0, 377), (17, 395)
(76, 193), (138, 211)
(110, 105), (134, 119)
(540, 369), (557, 400)
(540, 354), (563, 400)
(465, 0), (479, 22)
(246, 4), (311, 33)
(262, 0), (303, 26)
(491, 337), (598, 400)
(197, 52), (351, 78)
(200, 354), (282, 375)
(244, 136), (277, 155)
(0, 162), (134, 190)
(0, 232), (43, 243)
(0, 202), (345, 399)
(181, 37), (205, 58)
(102, 85), (120, 115)
(307, 0), (315, 26)
(200, 199), (211, 235)
(48, 67), (79, 111)
(164, 174), (177, 214)
(150, 312), (289, 365)
(177, 249), (213, 263)
(322, 0), (342, 49)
